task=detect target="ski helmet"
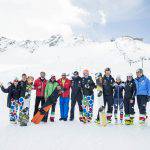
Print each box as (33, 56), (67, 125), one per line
(116, 75), (121, 81)
(127, 73), (133, 77)
(73, 71), (79, 76)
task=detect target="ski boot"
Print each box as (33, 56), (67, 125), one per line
(114, 114), (118, 125)
(95, 119), (100, 124)
(79, 117), (83, 122)
(125, 119), (131, 125)
(50, 117), (55, 122)
(82, 117), (87, 124)
(87, 117), (92, 123)
(130, 117), (134, 125)
(107, 115), (112, 124)
(120, 114), (124, 125)
(139, 116), (145, 126)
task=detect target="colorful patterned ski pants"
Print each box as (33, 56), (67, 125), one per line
(82, 95), (94, 119)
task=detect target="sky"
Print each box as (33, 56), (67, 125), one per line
(0, 0), (149, 43)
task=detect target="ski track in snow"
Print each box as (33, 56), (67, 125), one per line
(0, 41), (150, 150)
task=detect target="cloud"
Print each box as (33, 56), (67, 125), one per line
(0, 0), (87, 39)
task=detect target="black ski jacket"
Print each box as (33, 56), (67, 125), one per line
(18, 80), (27, 97)
(124, 79), (136, 100)
(71, 76), (83, 101)
(102, 75), (115, 96)
(82, 76), (96, 96)
(1, 83), (21, 108)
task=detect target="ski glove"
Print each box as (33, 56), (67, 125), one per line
(97, 91), (103, 97)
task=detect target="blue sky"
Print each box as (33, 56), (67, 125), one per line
(0, 0), (149, 43)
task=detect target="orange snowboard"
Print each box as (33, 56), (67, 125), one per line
(31, 105), (51, 124)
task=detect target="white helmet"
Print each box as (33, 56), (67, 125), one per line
(127, 73), (133, 77)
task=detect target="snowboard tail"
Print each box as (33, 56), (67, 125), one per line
(32, 105), (51, 124)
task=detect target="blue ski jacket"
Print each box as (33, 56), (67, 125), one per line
(135, 75), (150, 96)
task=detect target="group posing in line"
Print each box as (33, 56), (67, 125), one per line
(0, 67), (150, 126)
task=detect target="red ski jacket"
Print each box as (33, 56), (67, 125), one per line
(34, 78), (47, 97)
(57, 78), (71, 98)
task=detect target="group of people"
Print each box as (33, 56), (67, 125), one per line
(0, 68), (150, 126)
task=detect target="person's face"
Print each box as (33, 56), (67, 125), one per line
(105, 70), (111, 76)
(136, 72), (142, 78)
(62, 75), (66, 79)
(14, 81), (18, 86)
(127, 76), (132, 81)
(116, 79), (121, 83)
(22, 75), (27, 81)
(83, 72), (89, 78)
(51, 76), (56, 81)
(40, 72), (46, 78)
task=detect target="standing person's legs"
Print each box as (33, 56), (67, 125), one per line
(87, 95), (94, 120)
(59, 97), (64, 119)
(77, 99), (83, 117)
(50, 102), (57, 122)
(114, 98), (118, 120)
(41, 97), (48, 122)
(33, 97), (41, 115)
(119, 98), (124, 120)
(70, 98), (76, 120)
(63, 97), (70, 120)
(82, 96), (88, 119)
(129, 99), (135, 117)
(107, 95), (113, 121)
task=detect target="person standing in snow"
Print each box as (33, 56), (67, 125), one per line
(82, 69), (96, 123)
(102, 68), (115, 123)
(18, 73), (28, 115)
(44, 75), (59, 122)
(124, 73), (136, 125)
(33, 71), (47, 122)
(69, 71), (83, 121)
(57, 73), (71, 121)
(0, 78), (21, 123)
(95, 72), (103, 124)
(134, 68), (150, 125)
(113, 75), (125, 124)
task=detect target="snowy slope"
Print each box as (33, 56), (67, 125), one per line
(0, 37), (150, 150)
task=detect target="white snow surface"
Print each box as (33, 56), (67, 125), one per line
(0, 38), (150, 150)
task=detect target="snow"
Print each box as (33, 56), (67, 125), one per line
(0, 38), (150, 150)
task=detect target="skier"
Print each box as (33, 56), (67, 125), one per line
(57, 73), (71, 121)
(19, 76), (34, 126)
(113, 75), (125, 124)
(134, 68), (150, 125)
(0, 78), (20, 123)
(124, 73), (136, 125)
(82, 69), (96, 123)
(102, 68), (115, 123)
(69, 71), (83, 121)
(95, 72), (104, 124)
(44, 75), (59, 122)
(33, 72), (47, 122)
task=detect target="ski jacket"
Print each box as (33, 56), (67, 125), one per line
(1, 83), (21, 108)
(18, 80), (27, 97)
(135, 75), (150, 96)
(34, 78), (47, 97)
(102, 75), (115, 96)
(113, 82), (125, 99)
(124, 79), (136, 100)
(71, 76), (83, 101)
(57, 78), (71, 98)
(82, 76), (96, 96)
(45, 80), (59, 99)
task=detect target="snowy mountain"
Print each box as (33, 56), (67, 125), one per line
(0, 35), (150, 150)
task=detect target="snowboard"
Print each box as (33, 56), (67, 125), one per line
(19, 76), (34, 126)
(99, 106), (107, 127)
(32, 86), (62, 124)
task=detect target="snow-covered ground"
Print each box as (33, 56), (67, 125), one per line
(0, 38), (150, 150)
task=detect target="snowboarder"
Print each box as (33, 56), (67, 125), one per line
(102, 68), (115, 123)
(95, 72), (104, 124)
(57, 73), (71, 121)
(69, 71), (83, 121)
(32, 85), (63, 124)
(44, 75), (59, 122)
(134, 68), (150, 125)
(33, 71), (47, 122)
(124, 73), (136, 125)
(19, 76), (34, 126)
(0, 78), (20, 124)
(82, 69), (96, 123)
(113, 75), (125, 124)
